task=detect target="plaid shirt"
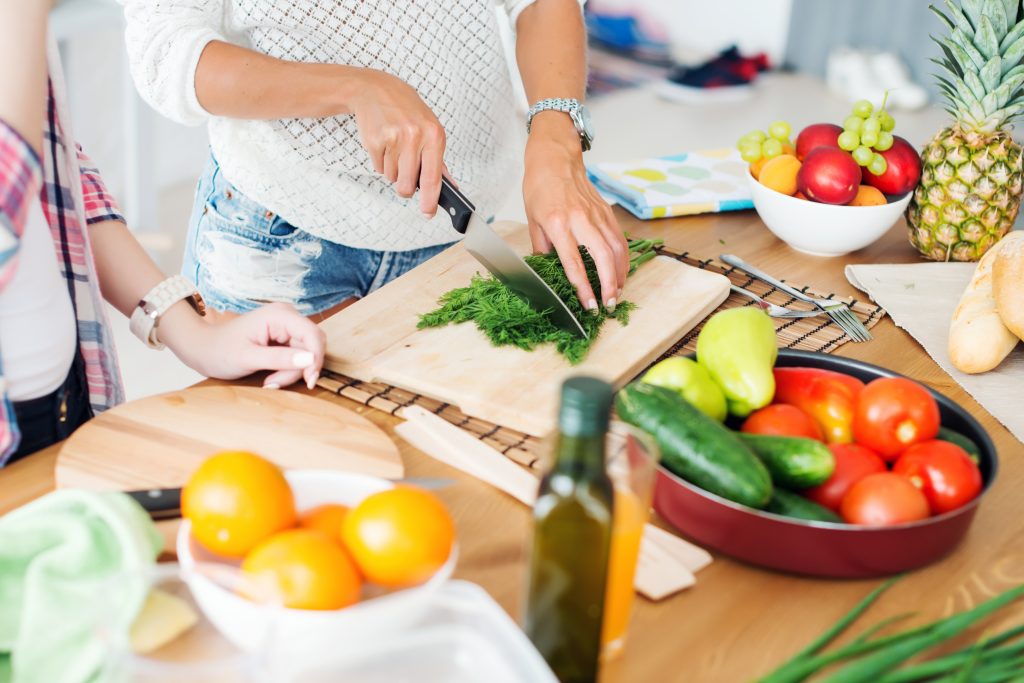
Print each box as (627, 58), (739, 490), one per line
(0, 85), (125, 463)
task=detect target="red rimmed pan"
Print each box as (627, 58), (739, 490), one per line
(652, 349), (998, 578)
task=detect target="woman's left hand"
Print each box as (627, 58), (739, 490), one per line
(522, 115), (628, 311)
(170, 302), (326, 389)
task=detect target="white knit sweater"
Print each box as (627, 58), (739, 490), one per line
(119, 0), (566, 251)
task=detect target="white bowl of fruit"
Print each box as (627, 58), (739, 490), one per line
(176, 451), (457, 661)
(739, 101), (922, 257)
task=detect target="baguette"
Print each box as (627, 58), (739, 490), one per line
(948, 238), (1018, 374)
(993, 231), (1024, 340)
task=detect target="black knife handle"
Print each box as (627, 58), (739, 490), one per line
(126, 487), (182, 521)
(436, 177), (475, 235)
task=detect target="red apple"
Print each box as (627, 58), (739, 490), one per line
(863, 136), (922, 196)
(795, 123), (843, 160)
(797, 146), (861, 204)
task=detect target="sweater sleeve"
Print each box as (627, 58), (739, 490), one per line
(499, 0), (586, 28)
(0, 118), (43, 291)
(118, 0), (227, 127)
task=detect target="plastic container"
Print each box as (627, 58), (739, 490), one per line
(282, 580), (557, 683)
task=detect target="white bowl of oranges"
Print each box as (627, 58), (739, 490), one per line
(739, 105), (921, 257)
(176, 451), (457, 658)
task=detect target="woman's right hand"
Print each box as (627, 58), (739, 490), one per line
(349, 70), (447, 217)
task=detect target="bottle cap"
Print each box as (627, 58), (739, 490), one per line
(558, 376), (613, 437)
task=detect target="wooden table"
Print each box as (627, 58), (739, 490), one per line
(3, 207), (1022, 682)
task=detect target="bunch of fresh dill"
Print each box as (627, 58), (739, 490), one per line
(417, 239), (663, 364)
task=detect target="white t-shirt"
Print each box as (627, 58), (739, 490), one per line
(119, 0), (581, 251)
(0, 200), (78, 401)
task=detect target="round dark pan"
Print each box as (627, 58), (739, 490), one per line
(652, 349), (997, 578)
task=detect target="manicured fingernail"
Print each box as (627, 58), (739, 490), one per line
(587, 299), (598, 311)
(307, 373), (319, 390)
(263, 382), (280, 390)
(292, 351), (314, 368)
(607, 298), (617, 313)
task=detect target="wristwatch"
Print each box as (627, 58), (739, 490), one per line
(129, 275), (207, 350)
(526, 98), (595, 151)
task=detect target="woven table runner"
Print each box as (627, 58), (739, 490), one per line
(317, 248), (885, 468)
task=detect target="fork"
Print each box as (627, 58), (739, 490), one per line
(720, 254), (873, 342)
(730, 285), (824, 319)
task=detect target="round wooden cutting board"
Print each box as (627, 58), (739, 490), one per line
(56, 386), (404, 490)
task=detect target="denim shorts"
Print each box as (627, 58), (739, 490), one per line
(182, 154), (454, 315)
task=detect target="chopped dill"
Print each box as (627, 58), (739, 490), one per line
(418, 239), (662, 364)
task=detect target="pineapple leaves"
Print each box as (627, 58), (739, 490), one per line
(1000, 18), (1024, 56)
(962, 0), (985, 28)
(1001, 35), (1024, 73)
(964, 69), (989, 100)
(950, 29), (987, 70)
(930, 4), (958, 32)
(980, 56), (1003, 90)
(944, 0), (976, 34)
(931, 50), (965, 80)
(985, 0), (1009, 37)
(974, 16), (1000, 59)
(937, 37), (968, 78)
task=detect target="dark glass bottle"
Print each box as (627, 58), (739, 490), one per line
(524, 376), (614, 683)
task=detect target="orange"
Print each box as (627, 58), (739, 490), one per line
(182, 451), (296, 558)
(847, 185), (887, 206)
(298, 503), (349, 542)
(758, 154), (801, 196)
(749, 157), (768, 180)
(241, 529), (362, 610)
(342, 487), (455, 588)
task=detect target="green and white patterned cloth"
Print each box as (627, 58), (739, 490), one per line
(587, 149), (754, 219)
(0, 490), (161, 683)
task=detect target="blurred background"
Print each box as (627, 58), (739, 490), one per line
(52, 0), (943, 397)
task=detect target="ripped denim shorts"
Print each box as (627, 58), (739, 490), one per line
(181, 153), (453, 316)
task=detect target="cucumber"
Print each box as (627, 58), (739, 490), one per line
(737, 433), (835, 489)
(766, 489), (842, 523)
(937, 426), (981, 462)
(615, 383), (772, 509)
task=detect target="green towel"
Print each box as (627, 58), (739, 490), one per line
(0, 490), (162, 683)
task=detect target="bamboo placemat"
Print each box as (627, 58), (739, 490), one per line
(317, 248), (885, 468)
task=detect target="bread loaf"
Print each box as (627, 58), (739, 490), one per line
(993, 231), (1024, 340)
(949, 238), (1018, 374)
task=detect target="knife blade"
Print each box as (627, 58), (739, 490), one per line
(125, 477), (456, 521)
(436, 178), (588, 339)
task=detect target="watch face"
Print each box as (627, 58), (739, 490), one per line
(580, 106), (594, 139)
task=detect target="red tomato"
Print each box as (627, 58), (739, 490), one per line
(741, 404), (824, 440)
(852, 378), (940, 459)
(892, 440), (983, 515)
(804, 443), (887, 512)
(840, 473), (931, 526)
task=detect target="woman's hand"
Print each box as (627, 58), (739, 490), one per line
(523, 114), (628, 311)
(350, 69), (448, 217)
(166, 303), (326, 390)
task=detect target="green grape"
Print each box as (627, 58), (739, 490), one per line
(837, 130), (860, 151)
(878, 111), (895, 132)
(768, 121), (792, 141)
(862, 117), (881, 134)
(853, 99), (874, 118)
(852, 146), (873, 166)
(742, 130), (767, 144)
(739, 142), (762, 162)
(762, 138), (784, 158)
(843, 115), (864, 133)
(875, 131), (894, 151)
(868, 154), (888, 175)
(860, 130), (879, 147)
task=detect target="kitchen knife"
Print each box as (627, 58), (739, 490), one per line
(436, 178), (588, 339)
(125, 477), (456, 521)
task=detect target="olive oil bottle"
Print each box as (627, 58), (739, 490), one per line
(524, 377), (614, 683)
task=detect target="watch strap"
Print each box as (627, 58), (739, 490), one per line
(526, 97), (580, 133)
(129, 275), (206, 350)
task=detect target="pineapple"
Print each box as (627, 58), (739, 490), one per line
(907, 0), (1024, 261)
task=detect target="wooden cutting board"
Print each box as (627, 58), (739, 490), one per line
(55, 385), (404, 490)
(321, 222), (730, 436)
